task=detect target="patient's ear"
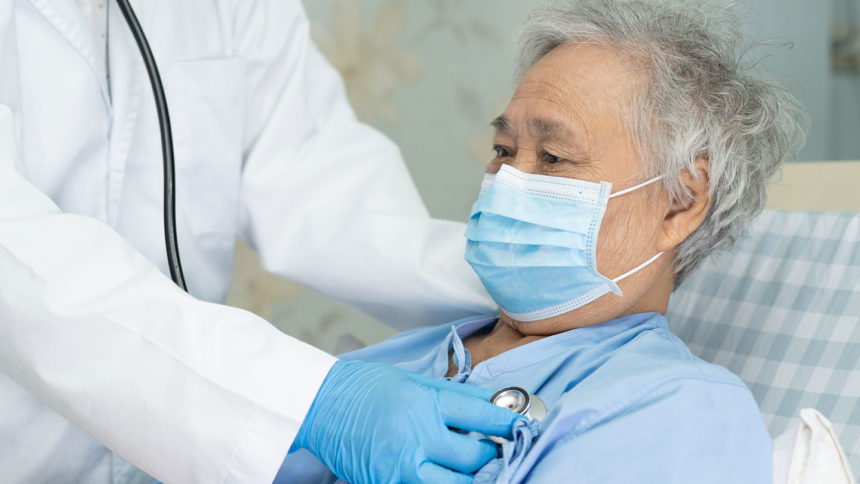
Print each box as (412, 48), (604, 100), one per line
(657, 159), (711, 252)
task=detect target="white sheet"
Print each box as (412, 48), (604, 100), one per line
(773, 409), (856, 484)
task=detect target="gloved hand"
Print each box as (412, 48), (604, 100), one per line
(290, 360), (522, 484)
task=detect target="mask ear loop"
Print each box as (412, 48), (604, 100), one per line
(612, 252), (664, 283)
(606, 174), (666, 283)
(608, 175), (665, 199)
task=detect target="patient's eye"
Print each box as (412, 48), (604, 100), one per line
(543, 151), (565, 164)
(493, 145), (513, 159)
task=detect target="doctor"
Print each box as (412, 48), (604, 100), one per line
(0, 0), (519, 483)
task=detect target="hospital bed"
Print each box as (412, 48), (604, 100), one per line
(667, 160), (860, 480)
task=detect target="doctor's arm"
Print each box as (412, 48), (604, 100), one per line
(0, 106), (518, 484)
(235, 1), (494, 330)
(0, 103), (336, 483)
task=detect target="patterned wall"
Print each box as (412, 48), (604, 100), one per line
(229, 0), (541, 353)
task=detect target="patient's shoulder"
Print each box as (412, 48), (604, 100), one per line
(513, 377), (772, 483)
(510, 323), (771, 482)
(596, 318), (747, 388)
(558, 318), (757, 430)
(486, 332), (771, 483)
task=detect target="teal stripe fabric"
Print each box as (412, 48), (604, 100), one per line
(668, 210), (860, 478)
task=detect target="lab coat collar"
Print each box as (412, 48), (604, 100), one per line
(27, 0), (112, 108)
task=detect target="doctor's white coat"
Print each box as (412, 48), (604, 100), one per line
(0, 0), (494, 482)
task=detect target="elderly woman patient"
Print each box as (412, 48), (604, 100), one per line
(280, 0), (806, 482)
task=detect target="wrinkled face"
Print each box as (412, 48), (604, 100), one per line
(487, 43), (673, 334)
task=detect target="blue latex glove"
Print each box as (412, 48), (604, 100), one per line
(290, 360), (522, 484)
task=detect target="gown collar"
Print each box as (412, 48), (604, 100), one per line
(444, 312), (666, 382)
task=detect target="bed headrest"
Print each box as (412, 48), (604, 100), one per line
(667, 209), (860, 478)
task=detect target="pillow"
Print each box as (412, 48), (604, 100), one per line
(667, 210), (860, 478)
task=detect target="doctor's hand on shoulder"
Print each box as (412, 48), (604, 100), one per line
(290, 361), (520, 484)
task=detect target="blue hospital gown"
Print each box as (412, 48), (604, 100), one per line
(277, 312), (772, 483)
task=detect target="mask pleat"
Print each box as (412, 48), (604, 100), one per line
(470, 185), (600, 233)
(467, 263), (611, 316)
(464, 214), (588, 250)
(465, 241), (588, 267)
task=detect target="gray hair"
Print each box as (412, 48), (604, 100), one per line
(516, 0), (808, 286)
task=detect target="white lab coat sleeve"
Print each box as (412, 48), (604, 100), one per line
(0, 104), (335, 483)
(0, 11), (336, 478)
(235, 1), (495, 329)
(0, 105), (334, 483)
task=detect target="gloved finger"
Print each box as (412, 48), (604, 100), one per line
(438, 389), (523, 439)
(414, 462), (473, 484)
(414, 374), (494, 400)
(427, 432), (499, 473)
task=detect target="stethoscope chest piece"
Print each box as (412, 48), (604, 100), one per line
(488, 386), (546, 444)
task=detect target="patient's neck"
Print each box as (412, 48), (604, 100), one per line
(447, 264), (675, 376)
(448, 270), (674, 376)
(446, 315), (544, 377)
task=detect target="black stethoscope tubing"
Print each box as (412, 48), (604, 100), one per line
(115, 0), (187, 292)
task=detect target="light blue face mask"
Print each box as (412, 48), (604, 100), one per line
(464, 164), (664, 322)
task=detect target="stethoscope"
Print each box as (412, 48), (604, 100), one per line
(117, 2), (547, 440)
(488, 387), (546, 444)
(116, 0), (187, 291)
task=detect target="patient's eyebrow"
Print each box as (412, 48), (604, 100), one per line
(490, 115), (514, 137)
(491, 115), (578, 144)
(528, 118), (576, 141)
